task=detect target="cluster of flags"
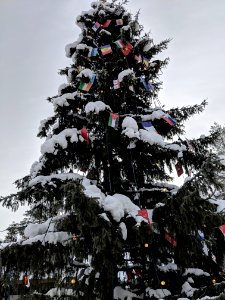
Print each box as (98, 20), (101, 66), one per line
(92, 19), (123, 32)
(135, 54), (150, 69)
(112, 77), (154, 92)
(114, 39), (133, 56)
(79, 74), (96, 92)
(140, 77), (154, 92)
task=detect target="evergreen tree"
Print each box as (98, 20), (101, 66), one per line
(1, 1), (225, 299)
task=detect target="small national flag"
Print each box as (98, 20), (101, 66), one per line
(81, 127), (89, 144)
(114, 39), (124, 49)
(135, 54), (142, 63)
(129, 85), (135, 93)
(165, 231), (177, 247)
(101, 44), (113, 55)
(113, 79), (120, 89)
(79, 75), (96, 92)
(161, 115), (176, 126)
(186, 139), (195, 152)
(141, 121), (153, 130)
(140, 78), (154, 91)
(108, 113), (119, 129)
(121, 42), (133, 56)
(89, 48), (99, 57)
(219, 224), (225, 235)
(92, 22), (101, 32)
(116, 19), (123, 26)
(101, 20), (111, 28)
(143, 57), (150, 69)
(138, 209), (153, 224)
(175, 162), (183, 177)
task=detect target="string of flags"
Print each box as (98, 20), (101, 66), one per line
(114, 39), (133, 56)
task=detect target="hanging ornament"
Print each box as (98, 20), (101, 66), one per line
(175, 162), (183, 177)
(81, 128), (89, 144)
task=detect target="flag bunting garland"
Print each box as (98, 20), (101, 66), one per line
(101, 44), (113, 55)
(175, 162), (184, 177)
(108, 113), (119, 129)
(79, 75), (96, 92)
(92, 22), (101, 32)
(81, 127), (89, 144)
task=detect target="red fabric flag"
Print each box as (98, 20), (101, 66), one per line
(81, 128), (89, 144)
(165, 232), (177, 247)
(175, 162), (183, 177)
(219, 224), (225, 235)
(101, 20), (111, 28)
(138, 209), (152, 224)
(121, 42), (133, 56)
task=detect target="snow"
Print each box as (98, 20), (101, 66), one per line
(146, 287), (171, 298)
(24, 219), (54, 238)
(99, 213), (110, 222)
(103, 194), (139, 222)
(77, 68), (95, 80)
(181, 282), (197, 297)
(84, 182), (105, 205)
(139, 128), (164, 146)
(85, 101), (109, 114)
(52, 92), (77, 110)
(158, 262), (178, 272)
(58, 83), (69, 95)
(22, 231), (70, 245)
(119, 222), (127, 240)
(143, 41), (152, 52)
(118, 69), (135, 82)
(29, 173), (83, 187)
(40, 128), (79, 155)
(114, 286), (142, 300)
(45, 288), (74, 297)
(209, 198), (225, 213)
(122, 117), (139, 139)
(183, 268), (210, 277)
(65, 33), (83, 57)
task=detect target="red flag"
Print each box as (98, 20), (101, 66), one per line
(138, 209), (152, 224)
(81, 128), (89, 144)
(219, 224), (225, 235)
(165, 232), (177, 247)
(101, 20), (111, 28)
(121, 42), (133, 56)
(175, 162), (183, 177)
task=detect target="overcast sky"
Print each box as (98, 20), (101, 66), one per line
(0, 0), (225, 237)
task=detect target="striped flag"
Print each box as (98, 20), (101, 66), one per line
(141, 121), (153, 130)
(140, 78), (154, 91)
(113, 79), (120, 89)
(175, 162), (183, 177)
(121, 42), (133, 56)
(79, 75), (96, 92)
(108, 113), (119, 129)
(161, 115), (176, 126)
(89, 48), (99, 57)
(165, 231), (177, 247)
(92, 22), (101, 32)
(101, 44), (113, 55)
(101, 20), (111, 28)
(116, 19), (123, 26)
(114, 39), (124, 49)
(138, 209), (153, 224)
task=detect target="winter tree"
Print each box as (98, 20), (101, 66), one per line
(1, 0), (225, 299)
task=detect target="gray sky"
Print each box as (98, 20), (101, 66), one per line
(0, 0), (225, 237)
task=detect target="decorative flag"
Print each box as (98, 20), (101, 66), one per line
(175, 162), (184, 177)
(108, 113), (119, 129)
(135, 54), (142, 63)
(92, 22), (101, 32)
(89, 48), (99, 57)
(114, 39), (124, 49)
(143, 57), (150, 69)
(186, 139), (195, 152)
(165, 231), (177, 247)
(101, 20), (111, 28)
(140, 78), (154, 91)
(79, 75), (96, 92)
(141, 121), (154, 130)
(161, 115), (177, 126)
(219, 224), (225, 235)
(129, 85), (135, 93)
(138, 209), (153, 224)
(81, 127), (89, 144)
(113, 79), (120, 89)
(116, 19), (123, 26)
(101, 44), (113, 55)
(121, 42), (133, 56)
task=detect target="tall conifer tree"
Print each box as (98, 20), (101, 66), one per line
(1, 1), (225, 299)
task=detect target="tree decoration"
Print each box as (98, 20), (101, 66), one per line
(165, 231), (177, 247)
(138, 209), (152, 224)
(81, 127), (89, 144)
(116, 19), (123, 26)
(161, 115), (177, 126)
(92, 21), (101, 32)
(108, 113), (119, 129)
(89, 47), (99, 57)
(175, 162), (184, 177)
(100, 44), (113, 55)
(140, 77), (154, 91)
(113, 79), (120, 89)
(101, 20), (111, 28)
(79, 74), (96, 92)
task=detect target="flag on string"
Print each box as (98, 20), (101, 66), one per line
(121, 42), (133, 56)
(165, 231), (177, 247)
(108, 113), (119, 129)
(175, 162), (184, 177)
(143, 57), (150, 69)
(92, 22), (101, 32)
(129, 85), (135, 93)
(101, 44), (113, 55)
(116, 19), (123, 26)
(161, 115), (177, 126)
(81, 127), (89, 144)
(79, 75), (96, 92)
(114, 39), (124, 49)
(101, 20), (111, 28)
(140, 77), (154, 91)
(138, 209), (153, 224)
(113, 79), (120, 89)
(89, 47), (99, 57)
(135, 54), (142, 63)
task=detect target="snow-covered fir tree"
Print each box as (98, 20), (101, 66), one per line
(1, 0), (225, 299)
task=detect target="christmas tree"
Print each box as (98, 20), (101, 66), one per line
(1, 0), (225, 299)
